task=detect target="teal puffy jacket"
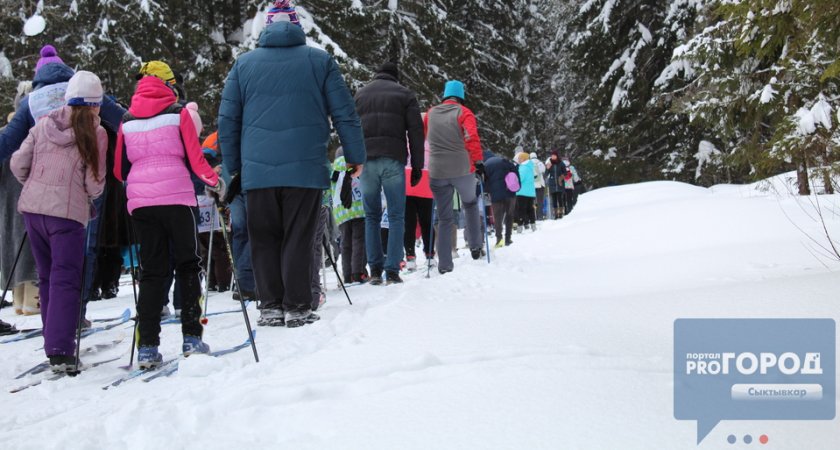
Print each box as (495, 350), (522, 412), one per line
(218, 22), (366, 191)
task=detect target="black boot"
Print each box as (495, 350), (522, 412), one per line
(0, 319), (17, 336)
(49, 354), (82, 375)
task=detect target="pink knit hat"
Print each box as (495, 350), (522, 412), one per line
(35, 45), (64, 73)
(266, 0), (301, 27)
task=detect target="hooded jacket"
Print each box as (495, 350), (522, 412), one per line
(483, 154), (518, 203)
(516, 159), (536, 198)
(218, 22), (366, 191)
(113, 77), (218, 214)
(0, 63), (125, 162)
(11, 106), (107, 226)
(354, 73), (424, 168)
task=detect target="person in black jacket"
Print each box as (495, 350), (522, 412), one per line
(483, 151), (518, 248)
(545, 150), (567, 219)
(355, 62), (424, 285)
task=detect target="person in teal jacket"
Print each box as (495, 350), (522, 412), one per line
(331, 150), (367, 283)
(217, 6), (366, 328)
(515, 152), (537, 232)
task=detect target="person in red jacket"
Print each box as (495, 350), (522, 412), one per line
(403, 138), (433, 271)
(425, 80), (484, 273)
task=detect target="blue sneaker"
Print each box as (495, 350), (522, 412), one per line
(138, 346), (163, 369)
(182, 335), (210, 356)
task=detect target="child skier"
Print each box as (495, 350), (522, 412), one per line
(114, 67), (224, 369)
(10, 71), (108, 373)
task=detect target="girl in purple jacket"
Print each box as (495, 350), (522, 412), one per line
(11, 71), (108, 373)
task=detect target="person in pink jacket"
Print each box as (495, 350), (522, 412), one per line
(10, 71), (107, 373)
(114, 74), (224, 369)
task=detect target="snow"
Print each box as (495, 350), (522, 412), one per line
(694, 140), (720, 179)
(0, 52), (12, 79)
(759, 78), (778, 104)
(2, 180), (840, 448)
(23, 14), (46, 37)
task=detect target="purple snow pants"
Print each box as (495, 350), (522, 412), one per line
(23, 213), (85, 357)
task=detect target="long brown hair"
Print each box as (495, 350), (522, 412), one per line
(70, 106), (101, 182)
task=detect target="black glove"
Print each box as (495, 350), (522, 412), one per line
(222, 172), (242, 205)
(340, 171), (353, 209)
(474, 160), (485, 176)
(410, 168), (422, 187)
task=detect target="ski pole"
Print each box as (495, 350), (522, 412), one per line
(0, 232), (27, 313)
(200, 206), (216, 325)
(426, 199), (436, 279)
(478, 177), (491, 263)
(124, 210), (140, 368)
(72, 229), (92, 375)
(214, 199), (259, 363)
(322, 233), (352, 306)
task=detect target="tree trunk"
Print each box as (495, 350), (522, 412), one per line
(797, 161), (811, 196)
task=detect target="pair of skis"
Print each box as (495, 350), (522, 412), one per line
(1, 308), (131, 344)
(103, 331), (256, 390)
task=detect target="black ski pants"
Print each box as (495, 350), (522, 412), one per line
(132, 205), (203, 346)
(247, 187), (321, 314)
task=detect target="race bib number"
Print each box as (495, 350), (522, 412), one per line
(197, 195), (223, 233)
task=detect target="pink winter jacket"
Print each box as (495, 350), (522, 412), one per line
(114, 77), (218, 214)
(11, 106), (107, 226)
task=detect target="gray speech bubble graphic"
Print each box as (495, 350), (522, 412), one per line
(674, 319), (835, 444)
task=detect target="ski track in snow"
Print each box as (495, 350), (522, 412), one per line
(1, 179), (839, 449)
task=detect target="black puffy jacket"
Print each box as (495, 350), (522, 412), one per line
(545, 158), (567, 194)
(354, 73), (424, 169)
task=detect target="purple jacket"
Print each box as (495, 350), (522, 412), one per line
(11, 106), (107, 226)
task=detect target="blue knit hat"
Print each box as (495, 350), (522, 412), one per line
(443, 80), (465, 100)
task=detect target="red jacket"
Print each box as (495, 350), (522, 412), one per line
(424, 100), (483, 178)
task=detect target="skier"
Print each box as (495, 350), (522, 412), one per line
(530, 152), (547, 220)
(1, 81), (40, 317)
(482, 151), (519, 248)
(354, 62), (425, 285)
(218, 0), (365, 327)
(404, 139), (433, 271)
(10, 71), (108, 373)
(515, 152), (537, 232)
(332, 148), (368, 283)
(114, 71), (224, 368)
(426, 80), (485, 273)
(562, 156), (577, 215)
(545, 150), (567, 219)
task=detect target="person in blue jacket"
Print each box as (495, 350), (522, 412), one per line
(515, 152), (537, 232)
(217, 1), (366, 329)
(482, 150), (518, 248)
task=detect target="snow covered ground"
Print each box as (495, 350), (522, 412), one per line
(1, 178), (839, 449)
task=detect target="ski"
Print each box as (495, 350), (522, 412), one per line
(2, 308), (131, 345)
(103, 358), (180, 390)
(15, 338), (126, 379)
(10, 356), (122, 393)
(142, 331), (256, 383)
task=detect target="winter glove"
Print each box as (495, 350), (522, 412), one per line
(206, 177), (227, 203)
(474, 160), (485, 176)
(410, 167), (423, 187)
(222, 172), (241, 205)
(339, 171), (354, 209)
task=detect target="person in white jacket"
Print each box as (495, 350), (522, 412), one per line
(530, 152), (546, 220)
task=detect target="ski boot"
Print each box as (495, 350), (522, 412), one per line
(183, 335), (211, 356)
(138, 346), (163, 369)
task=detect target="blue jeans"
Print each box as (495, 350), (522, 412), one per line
(229, 192), (255, 293)
(360, 158), (406, 273)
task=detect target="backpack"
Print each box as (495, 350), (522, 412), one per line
(505, 171), (521, 193)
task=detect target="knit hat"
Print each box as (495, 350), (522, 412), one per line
(443, 80), (465, 100)
(266, 0), (301, 27)
(377, 62), (399, 80)
(515, 152), (530, 164)
(35, 45), (64, 73)
(530, 152), (537, 159)
(65, 71), (103, 107)
(136, 61), (176, 84)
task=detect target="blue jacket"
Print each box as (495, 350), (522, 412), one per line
(517, 160), (536, 198)
(218, 22), (366, 191)
(0, 63), (125, 163)
(483, 154), (517, 203)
